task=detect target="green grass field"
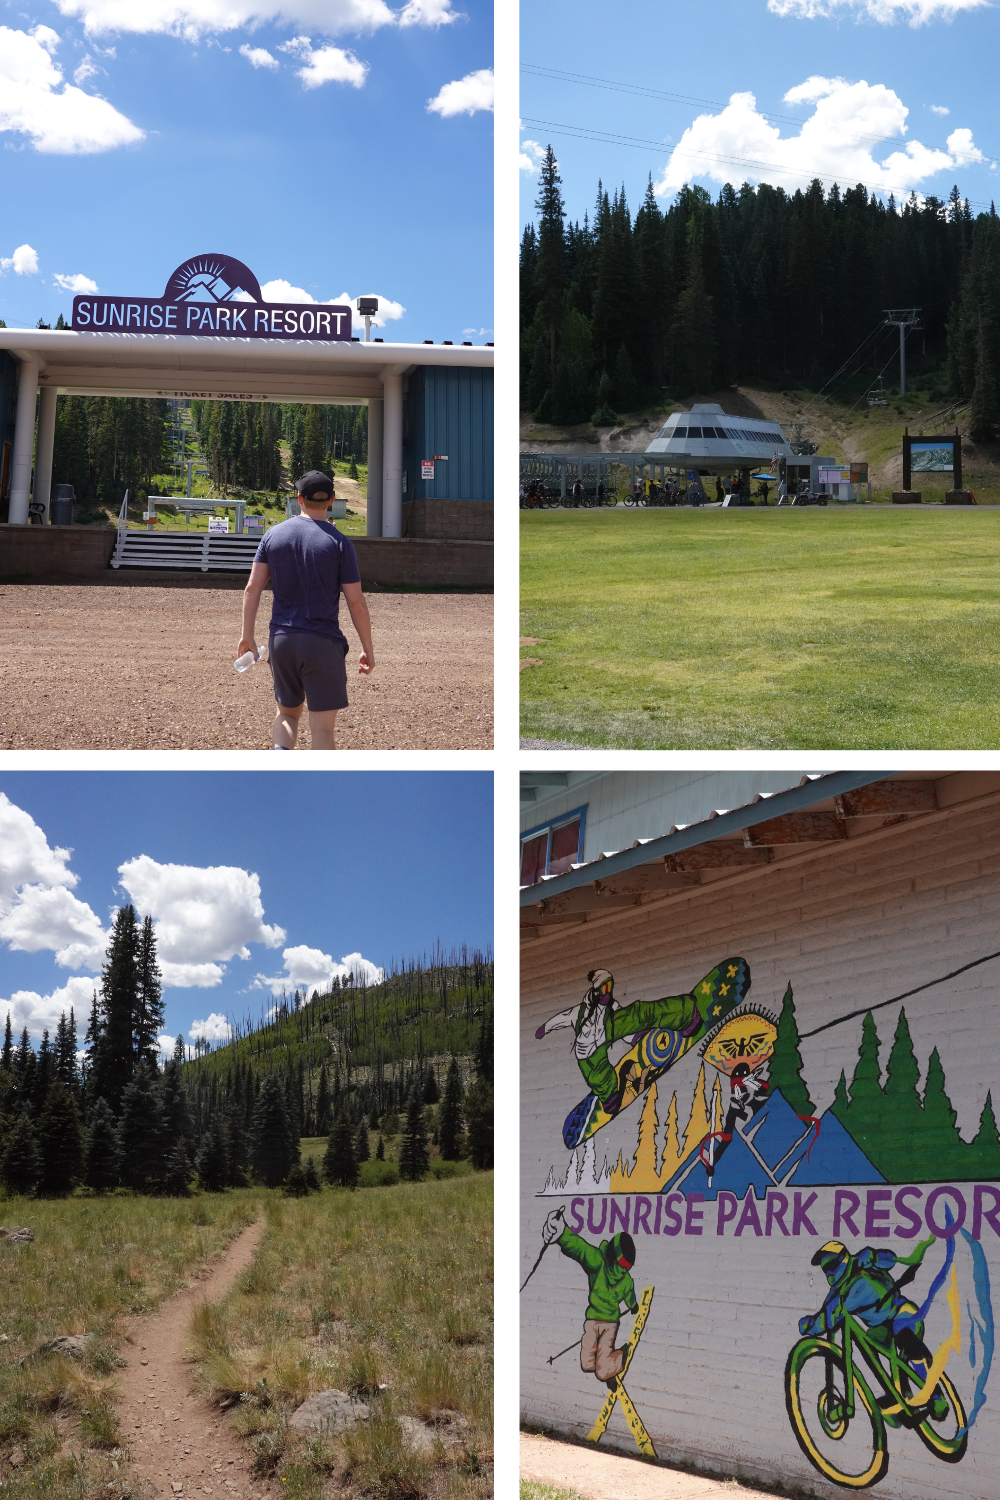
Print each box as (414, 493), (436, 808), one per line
(520, 507), (1000, 749)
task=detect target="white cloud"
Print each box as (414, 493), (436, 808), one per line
(519, 137), (545, 173)
(117, 855), (285, 989)
(427, 67), (493, 118)
(0, 885), (108, 970)
(279, 35), (367, 88)
(256, 944), (384, 995)
(399, 0), (460, 22)
(0, 245), (40, 277)
(1, 974), (97, 1041)
(930, 104), (950, 115)
(239, 43), (278, 68)
(333, 291), (406, 325)
(0, 792), (77, 907)
(462, 326), (492, 336)
(656, 78), (987, 199)
(189, 1011), (232, 1042)
(156, 1032), (177, 1059)
(260, 278), (316, 302)
(52, 0), (402, 40)
(768, 0), (987, 21)
(53, 271), (98, 293)
(0, 26), (144, 154)
(73, 54), (100, 84)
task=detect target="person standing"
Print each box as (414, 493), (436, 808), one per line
(239, 469), (374, 750)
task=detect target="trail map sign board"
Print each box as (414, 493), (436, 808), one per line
(903, 431), (962, 491)
(72, 254), (352, 343)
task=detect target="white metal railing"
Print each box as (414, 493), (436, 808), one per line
(116, 489), (130, 544)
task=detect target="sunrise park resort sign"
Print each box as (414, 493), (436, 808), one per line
(71, 254), (352, 342)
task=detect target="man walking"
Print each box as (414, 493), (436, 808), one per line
(238, 470), (374, 750)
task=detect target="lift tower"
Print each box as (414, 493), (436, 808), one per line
(883, 308), (921, 398)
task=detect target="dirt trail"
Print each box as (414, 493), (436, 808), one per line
(117, 1219), (267, 1499)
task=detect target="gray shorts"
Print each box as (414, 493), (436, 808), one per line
(269, 630), (348, 712)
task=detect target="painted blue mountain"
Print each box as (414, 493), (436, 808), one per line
(657, 1088), (883, 1202)
(784, 1108), (885, 1187)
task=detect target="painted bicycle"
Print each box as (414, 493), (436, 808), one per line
(785, 1304), (967, 1489)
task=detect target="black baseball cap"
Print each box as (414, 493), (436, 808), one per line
(297, 470), (334, 502)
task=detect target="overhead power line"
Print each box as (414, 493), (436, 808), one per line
(520, 115), (997, 214)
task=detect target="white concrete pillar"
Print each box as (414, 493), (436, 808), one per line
(366, 397), (384, 538)
(8, 359), (39, 524)
(381, 372), (403, 539)
(34, 385), (58, 523)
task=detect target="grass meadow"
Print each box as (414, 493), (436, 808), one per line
(0, 1174), (491, 1500)
(520, 506), (1000, 749)
(193, 1175), (493, 1500)
(0, 1191), (260, 1498)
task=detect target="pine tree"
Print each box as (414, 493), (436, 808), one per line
(119, 1061), (167, 1192)
(32, 1030), (54, 1115)
(439, 1056), (464, 1160)
(94, 905), (140, 1111)
(250, 1073), (296, 1187)
(83, 1097), (121, 1192)
(766, 983), (814, 1119)
(464, 1077), (493, 1171)
(163, 1140), (192, 1197)
(920, 1047), (968, 1180)
(196, 1115), (230, 1192)
(534, 147), (566, 376)
(303, 1155), (321, 1192)
(303, 406), (326, 472)
(399, 1086), (429, 1182)
(324, 1111), (358, 1188)
(1, 1106), (41, 1195)
(135, 916), (164, 1069)
(1, 1013), (12, 1073)
(55, 1009), (79, 1091)
(315, 1064), (331, 1136)
(37, 1081), (84, 1196)
(474, 1009), (493, 1084)
(354, 1120), (371, 1162)
(375, 1134), (385, 1161)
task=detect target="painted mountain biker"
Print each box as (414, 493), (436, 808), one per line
(800, 1239), (948, 1423)
(543, 1206), (639, 1386)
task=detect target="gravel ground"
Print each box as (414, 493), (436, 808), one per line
(0, 579), (493, 749)
(521, 1432), (779, 1498)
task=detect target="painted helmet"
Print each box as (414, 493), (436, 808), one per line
(605, 1232), (636, 1270)
(588, 969), (615, 1005)
(811, 1241), (851, 1286)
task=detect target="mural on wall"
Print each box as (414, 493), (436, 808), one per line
(527, 953), (1000, 1488)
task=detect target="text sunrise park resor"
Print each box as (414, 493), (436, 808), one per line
(567, 1184), (1000, 1240)
(71, 297), (353, 341)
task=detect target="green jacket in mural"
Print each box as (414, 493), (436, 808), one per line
(558, 1227), (639, 1322)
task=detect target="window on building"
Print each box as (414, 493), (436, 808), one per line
(520, 808), (587, 886)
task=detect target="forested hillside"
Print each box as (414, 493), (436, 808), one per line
(0, 912), (493, 1199)
(521, 147), (1000, 440)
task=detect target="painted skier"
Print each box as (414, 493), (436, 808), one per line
(705, 1058), (770, 1187)
(534, 960), (749, 1122)
(542, 1206), (639, 1387)
(800, 1239), (949, 1423)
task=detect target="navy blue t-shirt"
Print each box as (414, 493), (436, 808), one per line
(255, 515), (361, 647)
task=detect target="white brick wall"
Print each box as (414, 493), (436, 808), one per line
(521, 799), (1000, 1498)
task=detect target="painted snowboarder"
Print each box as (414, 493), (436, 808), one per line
(800, 1239), (949, 1423)
(542, 1206), (639, 1387)
(535, 961), (749, 1121)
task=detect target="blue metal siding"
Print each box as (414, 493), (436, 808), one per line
(404, 364), (493, 504)
(0, 352), (16, 499)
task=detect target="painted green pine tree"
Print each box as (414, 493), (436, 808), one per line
(878, 1009), (926, 1181)
(968, 1090), (1000, 1178)
(839, 1011), (885, 1160)
(767, 983), (814, 1119)
(920, 1047), (970, 1181)
(831, 1069), (850, 1125)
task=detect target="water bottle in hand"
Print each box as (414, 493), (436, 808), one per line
(234, 649), (259, 674)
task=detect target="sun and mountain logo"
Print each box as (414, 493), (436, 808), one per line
(162, 255), (262, 305)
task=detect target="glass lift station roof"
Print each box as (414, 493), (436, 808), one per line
(645, 402), (795, 468)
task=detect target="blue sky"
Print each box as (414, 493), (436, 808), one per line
(520, 0), (999, 229)
(0, 0), (493, 340)
(0, 771), (493, 1053)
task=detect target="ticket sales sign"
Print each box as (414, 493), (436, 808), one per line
(72, 253), (352, 343)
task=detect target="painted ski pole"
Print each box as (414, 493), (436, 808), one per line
(520, 1241), (549, 1293)
(547, 1338), (583, 1365)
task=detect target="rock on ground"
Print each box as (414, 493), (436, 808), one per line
(287, 1389), (370, 1434)
(0, 1227), (34, 1243)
